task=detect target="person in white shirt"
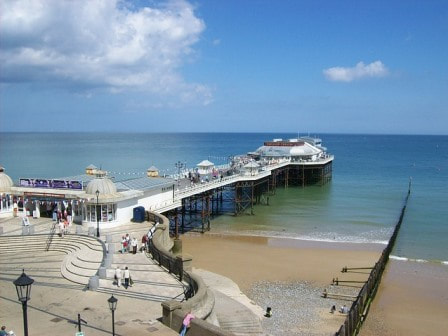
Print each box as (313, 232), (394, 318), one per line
(58, 220), (65, 237)
(131, 237), (138, 254)
(114, 267), (122, 287)
(124, 266), (131, 289)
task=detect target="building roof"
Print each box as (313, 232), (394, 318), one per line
(0, 170), (14, 192)
(115, 176), (174, 192)
(244, 161), (260, 168)
(197, 160), (214, 167)
(86, 176), (117, 195)
(255, 141), (322, 157)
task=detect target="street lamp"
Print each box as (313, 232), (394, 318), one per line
(95, 189), (100, 238)
(13, 269), (34, 336)
(107, 295), (118, 336)
(174, 161), (186, 185)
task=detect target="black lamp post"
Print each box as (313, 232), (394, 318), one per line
(13, 269), (34, 336)
(174, 161), (186, 185)
(95, 189), (100, 238)
(107, 295), (118, 336)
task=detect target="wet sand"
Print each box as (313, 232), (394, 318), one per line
(182, 233), (382, 291)
(182, 233), (448, 335)
(360, 260), (448, 336)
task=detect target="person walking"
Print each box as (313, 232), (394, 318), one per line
(0, 326), (7, 336)
(131, 237), (138, 254)
(141, 234), (148, 252)
(120, 236), (126, 253)
(125, 234), (130, 252)
(179, 311), (194, 336)
(114, 267), (122, 287)
(58, 220), (65, 237)
(124, 266), (130, 289)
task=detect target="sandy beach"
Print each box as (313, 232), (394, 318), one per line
(360, 260), (448, 336)
(182, 233), (448, 335)
(181, 233), (383, 335)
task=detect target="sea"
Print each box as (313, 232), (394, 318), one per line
(0, 132), (447, 265)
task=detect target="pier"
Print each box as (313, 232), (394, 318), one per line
(163, 157), (333, 234)
(0, 137), (333, 234)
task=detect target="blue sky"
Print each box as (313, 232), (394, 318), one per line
(1, 0), (447, 134)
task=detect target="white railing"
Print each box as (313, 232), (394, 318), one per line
(171, 156), (333, 201)
(174, 174), (240, 200)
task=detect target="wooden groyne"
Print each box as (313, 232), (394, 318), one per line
(335, 181), (411, 336)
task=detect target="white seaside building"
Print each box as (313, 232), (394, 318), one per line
(249, 138), (327, 163)
(196, 160), (215, 175)
(8, 166), (176, 228)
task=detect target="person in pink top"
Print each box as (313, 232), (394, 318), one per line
(179, 311), (194, 336)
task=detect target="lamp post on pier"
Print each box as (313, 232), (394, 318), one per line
(95, 189), (100, 238)
(13, 269), (34, 336)
(108, 295), (118, 336)
(174, 161), (186, 186)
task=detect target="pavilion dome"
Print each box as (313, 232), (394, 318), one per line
(85, 171), (117, 195)
(0, 166), (13, 192)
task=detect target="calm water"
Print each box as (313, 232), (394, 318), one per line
(1, 132), (447, 263)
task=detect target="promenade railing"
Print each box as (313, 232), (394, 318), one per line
(145, 211), (196, 299)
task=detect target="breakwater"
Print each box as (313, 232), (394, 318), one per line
(335, 181), (411, 336)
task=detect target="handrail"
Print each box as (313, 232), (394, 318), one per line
(45, 221), (58, 252)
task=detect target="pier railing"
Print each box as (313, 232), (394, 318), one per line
(173, 160), (291, 200)
(335, 184), (411, 336)
(154, 156), (333, 212)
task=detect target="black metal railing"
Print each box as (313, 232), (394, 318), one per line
(145, 211), (196, 300)
(45, 221), (57, 251)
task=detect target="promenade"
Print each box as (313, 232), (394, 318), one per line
(0, 216), (265, 336)
(0, 217), (181, 336)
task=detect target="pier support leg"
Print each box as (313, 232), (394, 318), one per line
(251, 182), (254, 215)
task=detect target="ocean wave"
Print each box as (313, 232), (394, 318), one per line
(389, 255), (448, 266)
(215, 229), (389, 245)
(288, 235), (389, 245)
(389, 255), (408, 261)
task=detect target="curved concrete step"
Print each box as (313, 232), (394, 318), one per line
(97, 285), (183, 303)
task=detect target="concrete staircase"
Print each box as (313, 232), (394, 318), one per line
(93, 221), (186, 302)
(0, 234), (104, 286)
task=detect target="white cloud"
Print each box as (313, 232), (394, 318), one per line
(323, 61), (389, 82)
(0, 0), (211, 105)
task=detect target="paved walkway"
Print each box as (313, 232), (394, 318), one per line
(0, 216), (179, 336)
(0, 216), (266, 336)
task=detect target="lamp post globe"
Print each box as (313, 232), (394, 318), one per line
(95, 189), (100, 238)
(13, 269), (34, 336)
(108, 295), (118, 336)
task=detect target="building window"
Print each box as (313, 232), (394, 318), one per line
(84, 203), (116, 222)
(0, 194), (12, 212)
